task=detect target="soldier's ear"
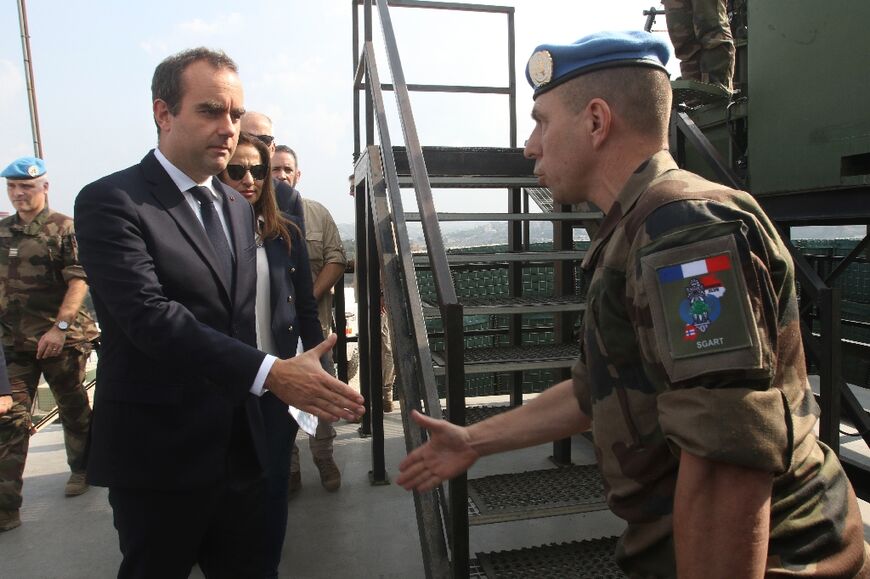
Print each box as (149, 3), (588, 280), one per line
(586, 98), (612, 149)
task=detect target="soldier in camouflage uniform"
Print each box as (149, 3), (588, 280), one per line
(0, 157), (99, 532)
(662, 0), (735, 92)
(398, 31), (870, 577)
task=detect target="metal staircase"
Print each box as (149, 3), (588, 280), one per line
(351, 1), (618, 577)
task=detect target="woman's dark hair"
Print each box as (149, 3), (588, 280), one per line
(229, 132), (299, 252)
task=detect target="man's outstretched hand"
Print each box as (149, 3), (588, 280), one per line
(396, 410), (479, 493)
(265, 333), (364, 423)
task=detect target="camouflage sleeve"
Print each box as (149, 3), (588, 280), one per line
(570, 353), (593, 418)
(630, 198), (792, 474)
(60, 224), (87, 283)
(0, 351), (9, 396)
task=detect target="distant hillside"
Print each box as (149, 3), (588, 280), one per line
(338, 222), (866, 259)
(339, 221), (590, 260)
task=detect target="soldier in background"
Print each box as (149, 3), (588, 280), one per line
(398, 31), (869, 577)
(0, 157), (100, 532)
(272, 146), (347, 495)
(662, 0), (734, 93)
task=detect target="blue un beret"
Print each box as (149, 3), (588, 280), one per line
(1, 156), (46, 180)
(526, 30), (670, 98)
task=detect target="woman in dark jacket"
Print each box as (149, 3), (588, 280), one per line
(219, 132), (326, 578)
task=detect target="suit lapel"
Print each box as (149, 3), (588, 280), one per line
(142, 152), (233, 303)
(215, 178), (256, 309)
(263, 236), (287, 330)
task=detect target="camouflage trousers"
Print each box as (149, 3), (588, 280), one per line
(663, 0), (735, 91)
(0, 344), (92, 512)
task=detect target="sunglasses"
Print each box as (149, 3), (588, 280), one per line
(226, 164), (268, 180)
(254, 134), (275, 146)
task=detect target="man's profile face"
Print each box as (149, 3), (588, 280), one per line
(7, 178), (48, 217)
(271, 151), (299, 188)
(154, 60), (245, 183)
(523, 86), (589, 205)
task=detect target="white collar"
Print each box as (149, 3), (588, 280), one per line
(154, 147), (219, 199)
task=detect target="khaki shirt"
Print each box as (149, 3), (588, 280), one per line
(573, 151), (867, 577)
(302, 198), (347, 338)
(0, 208), (99, 350)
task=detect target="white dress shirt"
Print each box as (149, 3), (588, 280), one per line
(153, 148), (276, 395)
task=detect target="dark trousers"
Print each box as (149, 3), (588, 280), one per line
(108, 477), (265, 579)
(259, 391), (300, 579)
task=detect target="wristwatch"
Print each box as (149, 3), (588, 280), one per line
(56, 320), (70, 331)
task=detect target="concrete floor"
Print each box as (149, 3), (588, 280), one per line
(3, 385), (870, 578)
(0, 398), (626, 579)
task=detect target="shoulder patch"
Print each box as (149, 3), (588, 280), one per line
(640, 234), (764, 383)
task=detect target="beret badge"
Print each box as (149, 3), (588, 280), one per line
(528, 50), (553, 88)
(27, 165), (39, 177)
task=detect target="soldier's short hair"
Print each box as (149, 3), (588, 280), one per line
(274, 145), (298, 165)
(559, 67), (672, 140)
(151, 47), (238, 134)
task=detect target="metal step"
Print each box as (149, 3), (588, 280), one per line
(414, 250), (586, 266)
(525, 187), (554, 212)
(467, 464), (608, 526)
(398, 176), (540, 188)
(423, 295), (585, 316)
(476, 536), (625, 578)
(391, 146), (533, 178)
(432, 343), (580, 375)
(404, 211), (603, 222)
(442, 404), (512, 425)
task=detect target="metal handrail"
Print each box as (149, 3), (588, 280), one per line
(354, 2), (517, 576)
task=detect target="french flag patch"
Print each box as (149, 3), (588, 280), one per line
(657, 254), (732, 284)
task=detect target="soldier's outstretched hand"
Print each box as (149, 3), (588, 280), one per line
(397, 410), (479, 492)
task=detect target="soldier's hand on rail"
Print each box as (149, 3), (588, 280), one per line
(36, 327), (66, 360)
(265, 333), (365, 423)
(0, 395), (11, 416)
(397, 410), (480, 493)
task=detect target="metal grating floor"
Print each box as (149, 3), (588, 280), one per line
(442, 404), (512, 426)
(467, 464), (608, 525)
(476, 536), (625, 578)
(433, 343), (580, 375)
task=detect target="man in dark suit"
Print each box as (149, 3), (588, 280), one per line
(74, 48), (364, 579)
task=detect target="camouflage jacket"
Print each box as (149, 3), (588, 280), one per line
(0, 208), (99, 350)
(573, 151), (868, 577)
(302, 197), (347, 337)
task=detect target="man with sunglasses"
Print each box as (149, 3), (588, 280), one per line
(241, 111), (304, 220)
(74, 48), (364, 578)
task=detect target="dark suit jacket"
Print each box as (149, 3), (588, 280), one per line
(74, 150), (268, 490)
(264, 215), (324, 359)
(274, 181), (304, 226)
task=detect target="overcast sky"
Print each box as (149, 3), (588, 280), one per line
(0, 1), (674, 224)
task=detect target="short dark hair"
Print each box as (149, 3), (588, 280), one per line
(151, 47), (238, 134)
(274, 144), (298, 165)
(559, 66), (671, 140)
